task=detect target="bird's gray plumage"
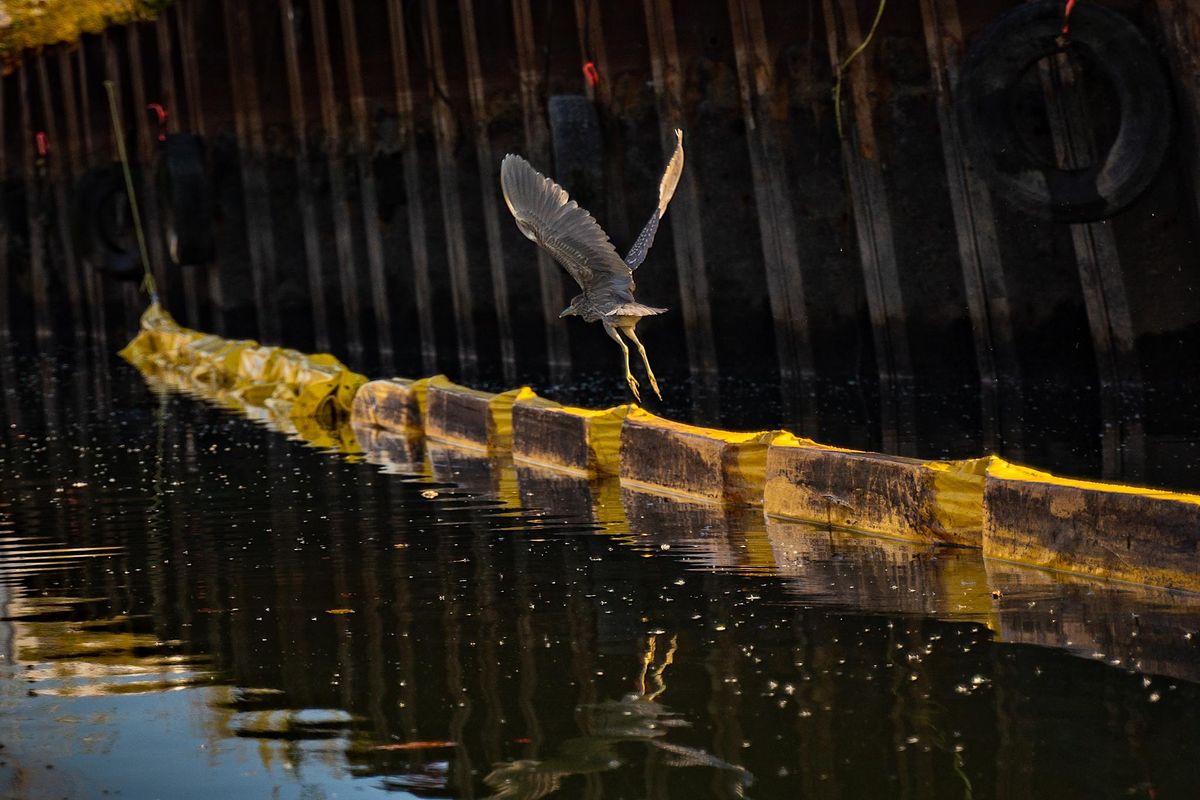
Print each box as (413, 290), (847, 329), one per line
(500, 129), (685, 401)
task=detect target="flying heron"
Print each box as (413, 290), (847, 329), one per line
(500, 129), (685, 402)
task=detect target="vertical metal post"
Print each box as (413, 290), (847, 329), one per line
(459, 0), (518, 382)
(385, 0), (438, 374)
(126, 23), (170, 307)
(727, 0), (818, 423)
(338, 0), (396, 369)
(70, 43), (109, 349)
(311, 0), (363, 356)
(1040, 54), (1144, 481)
(279, 0), (332, 352)
(36, 52), (88, 336)
(919, 0), (1022, 453)
(222, 0), (281, 343)
(104, 29), (143, 326)
(20, 62), (53, 344)
(422, 0), (479, 379)
(821, 0), (915, 453)
(175, 2), (224, 333)
(512, 0), (571, 381)
(642, 0), (719, 385)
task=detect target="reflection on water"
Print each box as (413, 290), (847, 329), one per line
(2, 347), (1200, 799)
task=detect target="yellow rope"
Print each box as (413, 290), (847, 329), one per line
(103, 79), (158, 303)
(834, 0), (887, 140)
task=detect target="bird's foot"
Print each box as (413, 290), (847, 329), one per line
(648, 374), (662, 401)
(627, 374), (642, 403)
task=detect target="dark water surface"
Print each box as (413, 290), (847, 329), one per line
(3, 347), (1200, 800)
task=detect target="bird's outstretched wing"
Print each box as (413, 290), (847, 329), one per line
(500, 154), (630, 295)
(624, 129), (684, 270)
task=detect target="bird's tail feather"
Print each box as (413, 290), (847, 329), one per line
(605, 303), (668, 318)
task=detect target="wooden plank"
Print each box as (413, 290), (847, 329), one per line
(459, 0), (518, 383)
(36, 52), (87, 336)
(1040, 53), (1144, 481)
(175, 2), (224, 333)
(384, 0), (438, 373)
(512, 0), (571, 381)
(642, 0), (719, 385)
(222, 0), (281, 343)
(339, 0), (396, 369)
(422, 0), (479, 379)
(311, 0), (363, 356)
(20, 63), (53, 344)
(918, 0), (1022, 453)
(820, 0), (915, 453)
(126, 23), (170, 308)
(726, 0), (818, 417)
(279, 0), (332, 353)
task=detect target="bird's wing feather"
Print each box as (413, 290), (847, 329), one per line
(500, 154), (630, 295)
(624, 128), (684, 270)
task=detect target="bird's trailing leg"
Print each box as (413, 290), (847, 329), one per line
(605, 324), (641, 403)
(621, 326), (661, 400)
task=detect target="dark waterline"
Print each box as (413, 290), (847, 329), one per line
(2, 347), (1200, 799)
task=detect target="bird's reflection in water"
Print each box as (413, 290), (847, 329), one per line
(483, 634), (753, 799)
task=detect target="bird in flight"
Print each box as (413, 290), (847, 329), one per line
(500, 129), (685, 402)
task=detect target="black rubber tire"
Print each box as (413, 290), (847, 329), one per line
(157, 133), (216, 266)
(956, 0), (1173, 222)
(71, 165), (143, 282)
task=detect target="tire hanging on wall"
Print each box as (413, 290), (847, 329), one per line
(956, 0), (1173, 223)
(72, 164), (143, 282)
(157, 133), (216, 266)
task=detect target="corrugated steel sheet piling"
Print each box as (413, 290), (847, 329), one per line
(460, 0), (519, 383)
(222, 0), (281, 344)
(310, 0), (363, 357)
(36, 52), (87, 337)
(279, 0), (333, 353)
(512, 0), (571, 383)
(821, 0), (916, 454)
(919, 0), (1023, 454)
(1040, 54), (1145, 481)
(339, 0), (397, 371)
(643, 0), (720, 389)
(727, 0), (819, 422)
(422, 0), (480, 380)
(385, 0), (438, 374)
(20, 62), (53, 345)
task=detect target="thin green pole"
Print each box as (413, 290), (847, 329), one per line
(103, 79), (158, 304)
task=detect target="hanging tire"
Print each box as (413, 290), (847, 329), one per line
(956, 0), (1173, 222)
(157, 133), (216, 266)
(72, 164), (143, 282)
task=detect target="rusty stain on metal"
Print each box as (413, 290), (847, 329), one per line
(727, 0), (818, 423)
(279, 0), (332, 353)
(339, 0), (396, 370)
(311, 0), (362, 356)
(642, 0), (719, 388)
(459, 0), (518, 382)
(919, 0), (1022, 454)
(821, 0), (914, 454)
(512, 0), (571, 382)
(385, 0), (437, 374)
